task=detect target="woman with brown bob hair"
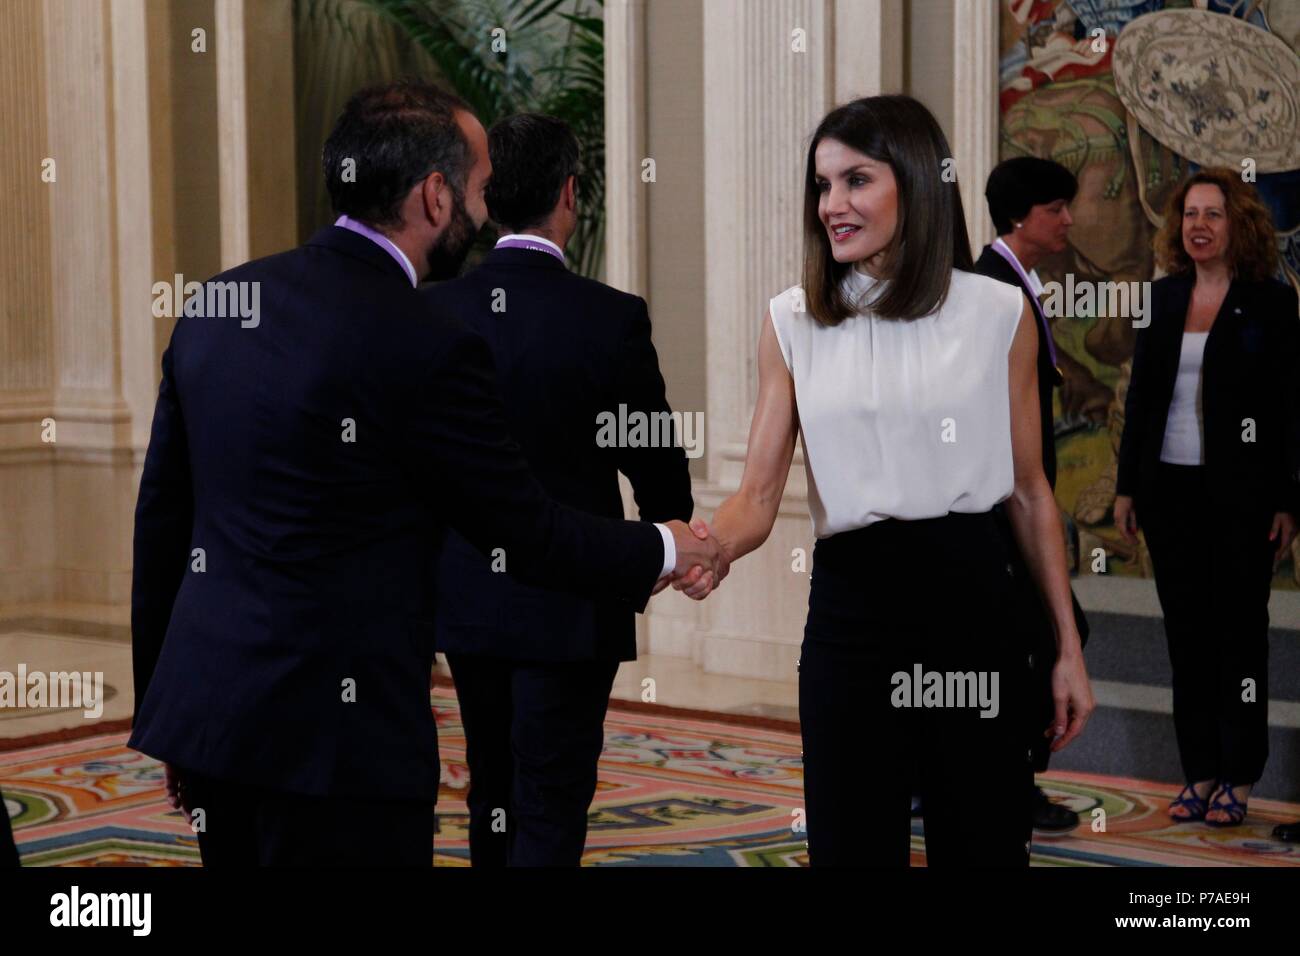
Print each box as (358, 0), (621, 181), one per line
(695, 95), (1095, 866)
(1116, 167), (1300, 828)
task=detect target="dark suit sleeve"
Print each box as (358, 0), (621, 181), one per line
(1116, 307), (1152, 499)
(406, 322), (664, 610)
(1270, 283), (1300, 517)
(131, 341), (194, 722)
(615, 298), (694, 523)
(0, 787), (17, 866)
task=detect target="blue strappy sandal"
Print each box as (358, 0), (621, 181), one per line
(1206, 783), (1248, 828)
(1168, 781), (1211, 822)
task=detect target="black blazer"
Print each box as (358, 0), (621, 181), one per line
(1117, 273), (1300, 519)
(127, 226), (665, 801)
(423, 247), (693, 663)
(973, 247), (1089, 646)
(974, 245), (1062, 487)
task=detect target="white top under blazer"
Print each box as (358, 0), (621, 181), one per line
(769, 267), (1026, 538)
(1158, 330), (1208, 466)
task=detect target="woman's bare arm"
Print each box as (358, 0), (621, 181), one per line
(709, 311), (799, 562)
(1002, 296), (1094, 749)
(1003, 298), (1078, 652)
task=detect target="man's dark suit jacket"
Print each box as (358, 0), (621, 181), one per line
(1117, 273), (1300, 518)
(0, 793), (17, 867)
(127, 226), (666, 802)
(423, 246), (693, 663)
(972, 248), (1090, 650)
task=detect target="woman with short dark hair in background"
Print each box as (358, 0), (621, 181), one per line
(975, 157), (1092, 836)
(1115, 167), (1300, 827)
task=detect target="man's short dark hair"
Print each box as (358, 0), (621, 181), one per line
(323, 81), (471, 229)
(984, 157), (1078, 235)
(484, 113), (579, 231)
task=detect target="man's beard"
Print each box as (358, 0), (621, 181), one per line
(424, 193), (477, 281)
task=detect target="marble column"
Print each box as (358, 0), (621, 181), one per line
(0, 0), (55, 607)
(216, 0), (297, 267)
(834, 0), (904, 100)
(0, 0), (296, 629)
(951, 0), (1000, 252)
(677, 0), (831, 679)
(604, 0), (647, 298)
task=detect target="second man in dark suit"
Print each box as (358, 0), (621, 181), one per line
(423, 115), (694, 866)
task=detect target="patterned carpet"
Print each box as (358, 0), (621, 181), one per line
(4, 687), (1299, 866)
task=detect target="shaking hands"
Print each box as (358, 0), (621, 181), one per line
(655, 517), (731, 600)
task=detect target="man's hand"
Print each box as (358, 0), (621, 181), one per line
(660, 517), (727, 600)
(1113, 494), (1138, 545)
(1270, 511), (1297, 571)
(666, 517), (731, 599)
(688, 516), (730, 583)
(163, 762), (192, 816)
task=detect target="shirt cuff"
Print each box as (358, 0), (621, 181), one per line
(654, 523), (676, 580)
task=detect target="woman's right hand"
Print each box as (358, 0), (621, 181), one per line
(1114, 494), (1138, 544)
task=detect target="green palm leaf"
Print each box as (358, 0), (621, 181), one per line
(297, 0), (607, 276)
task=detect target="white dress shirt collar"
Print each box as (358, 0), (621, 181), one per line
(495, 233), (566, 260)
(333, 215), (418, 288)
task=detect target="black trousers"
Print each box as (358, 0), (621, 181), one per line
(180, 771), (433, 866)
(1, 790), (19, 867)
(799, 511), (1034, 867)
(1142, 462), (1274, 786)
(446, 653), (619, 867)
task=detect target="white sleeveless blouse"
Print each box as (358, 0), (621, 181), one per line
(769, 267), (1025, 538)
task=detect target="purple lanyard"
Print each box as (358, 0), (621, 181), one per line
(495, 237), (566, 264)
(990, 241), (1060, 370)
